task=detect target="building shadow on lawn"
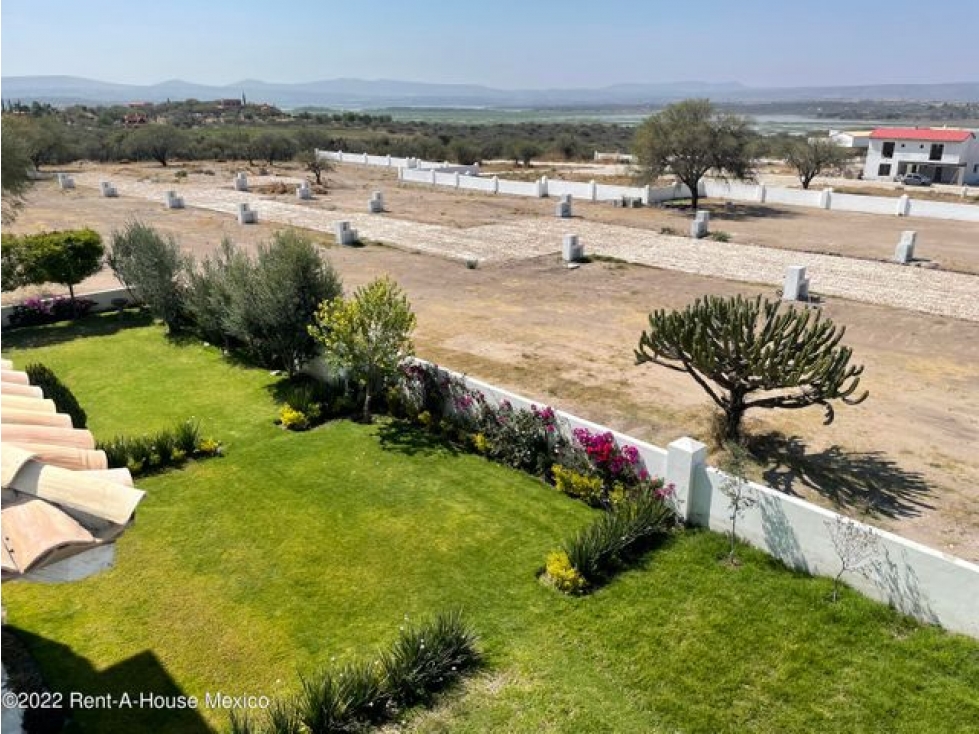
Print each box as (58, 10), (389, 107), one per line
(1, 309), (154, 351)
(748, 433), (934, 520)
(375, 419), (461, 457)
(4, 627), (213, 734)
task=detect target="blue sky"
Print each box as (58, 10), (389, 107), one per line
(2, 0), (975, 88)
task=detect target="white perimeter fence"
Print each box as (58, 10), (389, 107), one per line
(318, 149), (979, 222)
(304, 356), (979, 639)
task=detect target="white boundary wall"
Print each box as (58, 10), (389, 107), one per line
(1, 287), (137, 328)
(316, 143), (979, 222)
(306, 355), (979, 639)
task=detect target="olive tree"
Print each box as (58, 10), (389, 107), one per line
(308, 276), (417, 422)
(108, 221), (187, 332)
(635, 295), (868, 441)
(783, 137), (851, 189)
(633, 99), (754, 211)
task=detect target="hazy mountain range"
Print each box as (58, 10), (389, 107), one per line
(3, 75), (978, 108)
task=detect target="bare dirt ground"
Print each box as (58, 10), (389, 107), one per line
(5, 162), (979, 561)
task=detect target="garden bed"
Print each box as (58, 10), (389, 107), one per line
(2, 315), (978, 733)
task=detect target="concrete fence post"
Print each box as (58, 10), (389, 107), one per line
(757, 183), (767, 204)
(430, 169), (437, 185)
(820, 188), (833, 209)
(492, 175), (499, 194)
(897, 194), (911, 216)
(386, 154), (392, 167)
(363, 152), (369, 164)
(539, 176), (548, 198)
(666, 437), (708, 525)
(589, 180), (597, 202)
(642, 184), (652, 205)
(454, 172), (461, 189)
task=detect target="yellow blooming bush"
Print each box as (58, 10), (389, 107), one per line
(552, 465), (604, 506)
(279, 405), (311, 431)
(545, 551), (587, 594)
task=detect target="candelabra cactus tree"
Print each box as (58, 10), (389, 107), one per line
(635, 295), (868, 440)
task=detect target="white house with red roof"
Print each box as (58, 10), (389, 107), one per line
(863, 127), (979, 185)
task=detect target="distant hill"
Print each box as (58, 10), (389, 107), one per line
(2, 75), (977, 108)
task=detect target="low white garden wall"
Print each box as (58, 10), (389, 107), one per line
(326, 357), (977, 639)
(1, 287), (136, 328)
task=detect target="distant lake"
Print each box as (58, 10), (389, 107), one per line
(363, 107), (915, 134)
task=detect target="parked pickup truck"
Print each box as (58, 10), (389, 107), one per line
(899, 173), (932, 186)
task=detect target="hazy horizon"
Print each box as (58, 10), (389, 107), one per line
(3, 0), (976, 89)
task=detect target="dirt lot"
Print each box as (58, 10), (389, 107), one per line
(5, 163), (979, 560)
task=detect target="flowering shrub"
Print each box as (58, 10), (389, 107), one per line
(279, 405), (311, 431)
(480, 401), (566, 476)
(552, 465), (604, 506)
(8, 296), (97, 328)
(544, 551), (588, 594)
(572, 428), (649, 484)
(98, 419), (220, 476)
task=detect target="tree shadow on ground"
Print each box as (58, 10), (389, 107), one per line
(375, 419), (461, 458)
(659, 201), (800, 220)
(1, 309), (154, 351)
(3, 627), (214, 734)
(748, 433), (934, 520)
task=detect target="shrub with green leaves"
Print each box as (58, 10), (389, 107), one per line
(108, 221), (187, 332)
(380, 609), (481, 709)
(24, 362), (87, 428)
(242, 610), (480, 734)
(188, 231), (342, 374)
(560, 494), (674, 589)
(97, 419), (219, 476)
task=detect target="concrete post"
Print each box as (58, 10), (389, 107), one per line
(562, 234), (583, 262)
(894, 231), (917, 264)
(430, 169), (437, 185)
(539, 176), (548, 198)
(642, 184), (652, 205)
(783, 265), (810, 301)
(589, 180), (597, 202)
(820, 188), (833, 210)
(363, 152), (369, 164)
(897, 194), (911, 216)
(757, 183), (767, 203)
(492, 176), (499, 194)
(666, 437), (708, 525)
(454, 172), (461, 189)
(386, 154), (392, 167)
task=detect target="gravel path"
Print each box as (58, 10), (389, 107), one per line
(77, 174), (979, 322)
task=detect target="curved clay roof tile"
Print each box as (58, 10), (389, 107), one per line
(0, 409), (74, 428)
(1, 382), (45, 398)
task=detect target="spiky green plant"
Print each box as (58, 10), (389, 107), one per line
(380, 610), (482, 709)
(562, 494), (673, 585)
(635, 294), (868, 441)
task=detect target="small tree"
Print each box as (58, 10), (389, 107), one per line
(719, 442), (756, 565)
(826, 516), (879, 602)
(108, 221), (187, 332)
(126, 124), (189, 167)
(633, 99), (755, 211)
(295, 149), (332, 185)
(250, 132), (298, 166)
(309, 276), (417, 422)
(783, 137), (851, 189)
(1, 119), (34, 223)
(635, 295), (868, 441)
(17, 229), (104, 314)
(188, 232), (342, 373)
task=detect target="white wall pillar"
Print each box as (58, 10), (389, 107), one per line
(820, 188), (833, 209)
(757, 183), (767, 203)
(897, 194), (911, 216)
(666, 437), (708, 525)
(492, 175), (499, 194)
(589, 180), (597, 202)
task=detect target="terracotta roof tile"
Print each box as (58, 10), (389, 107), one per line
(1, 362), (145, 582)
(870, 127), (974, 143)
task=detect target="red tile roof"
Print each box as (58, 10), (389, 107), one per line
(870, 128), (974, 143)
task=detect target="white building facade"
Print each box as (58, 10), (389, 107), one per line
(863, 128), (979, 185)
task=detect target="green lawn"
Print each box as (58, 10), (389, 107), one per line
(3, 313), (978, 734)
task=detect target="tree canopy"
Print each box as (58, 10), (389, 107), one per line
(309, 276), (416, 421)
(782, 137), (852, 189)
(633, 99), (755, 211)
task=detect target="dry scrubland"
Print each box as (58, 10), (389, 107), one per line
(7, 160), (979, 560)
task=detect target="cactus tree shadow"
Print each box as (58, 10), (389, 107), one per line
(748, 433), (934, 519)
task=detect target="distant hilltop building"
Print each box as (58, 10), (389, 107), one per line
(863, 127), (979, 185)
(217, 98), (243, 109)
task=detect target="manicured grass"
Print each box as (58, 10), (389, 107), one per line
(3, 313), (979, 734)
